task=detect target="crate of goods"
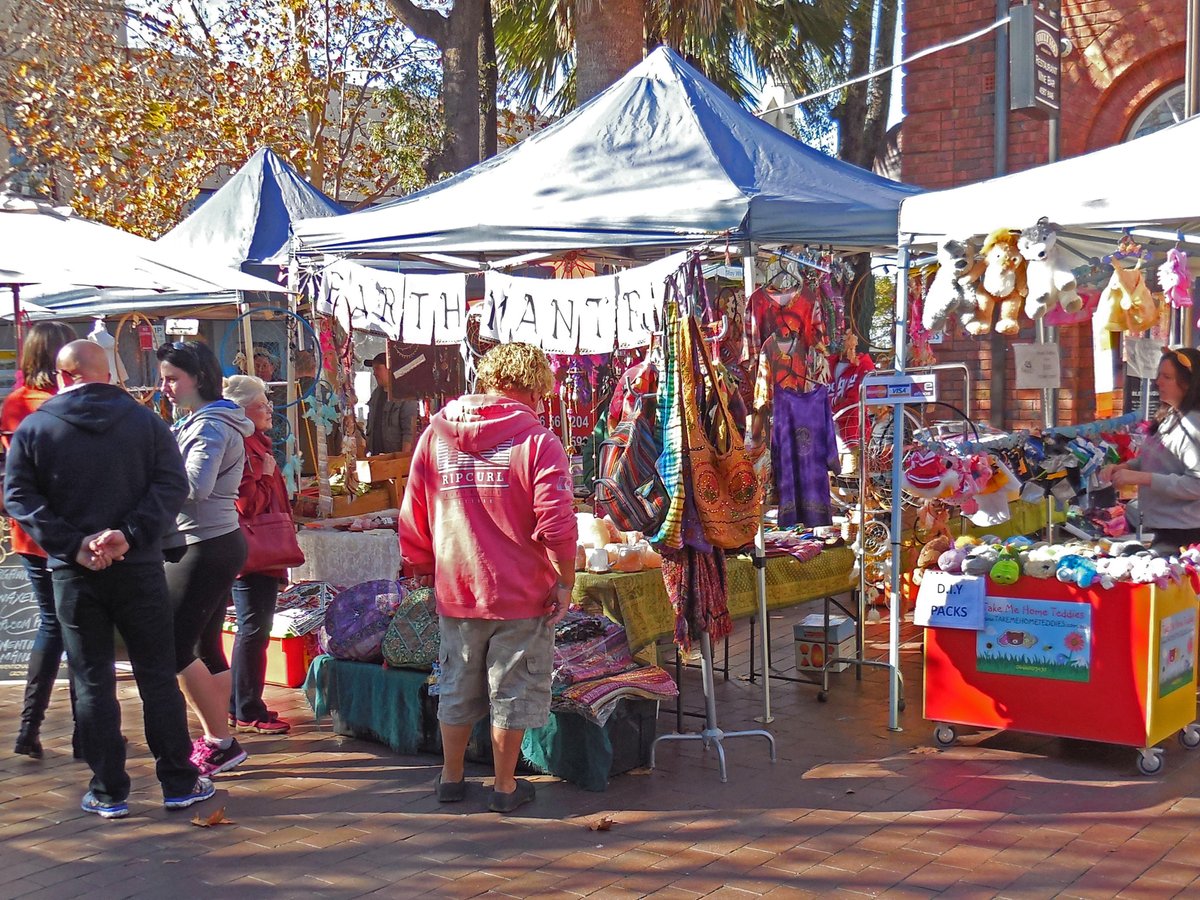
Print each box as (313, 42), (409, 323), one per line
(220, 631), (319, 689)
(794, 614), (857, 673)
(356, 452), (412, 484)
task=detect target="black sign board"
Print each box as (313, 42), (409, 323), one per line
(0, 561), (37, 681)
(1123, 375), (1161, 419)
(1010, 0), (1062, 116)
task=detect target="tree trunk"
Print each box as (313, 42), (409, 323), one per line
(836, 0), (897, 171)
(385, 0), (485, 177)
(575, 0), (646, 105)
(479, 0), (498, 160)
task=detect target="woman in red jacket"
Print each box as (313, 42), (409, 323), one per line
(222, 375), (292, 734)
(3, 321), (80, 757)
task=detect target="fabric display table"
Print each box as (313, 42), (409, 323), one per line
(291, 528), (401, 587)
(925, 575), (1200, 774)
(573, 545), (856, 652)
(303, 655), (657, 791)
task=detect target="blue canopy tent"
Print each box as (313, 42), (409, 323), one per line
(293, 47), (918, 261)
(159, 147), (346, 273)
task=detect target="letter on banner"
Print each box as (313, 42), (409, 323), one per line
(401, 275), (439, 345)
(576, 276), (618, 354)
(478, 272), (506, 342)
(432, 274), (468, 345)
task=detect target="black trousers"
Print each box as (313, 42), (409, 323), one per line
(53, 562), (198, 804)
(229, 572), (280, 723)
(164, 529), (247, 674)
(1149, 527), (1200, 557)
(18, 553), (76, 736)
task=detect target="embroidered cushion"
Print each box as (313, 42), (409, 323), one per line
(381, 587), (440, 670)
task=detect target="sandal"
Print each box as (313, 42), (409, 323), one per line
(488, 778), (535, 813)
(435, 774), (468, 803)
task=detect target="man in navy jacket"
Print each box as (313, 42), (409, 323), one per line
(5, 340), (214, 818)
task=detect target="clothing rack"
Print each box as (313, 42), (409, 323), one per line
(650, 631), (776, 783)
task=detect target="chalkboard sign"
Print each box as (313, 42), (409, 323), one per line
(1123, 375), (1160, 418)
(0, 562), (37, 681)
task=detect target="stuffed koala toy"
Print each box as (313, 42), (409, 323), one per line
(922, 238), (984, 333)
(1018, 218), (1081, 320)
(969, 228), (1027, 336)
(962, 545), (1000, 577)
(1158, 248), (1192, 309)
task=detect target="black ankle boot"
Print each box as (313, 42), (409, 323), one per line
(14, 727), (43, 759)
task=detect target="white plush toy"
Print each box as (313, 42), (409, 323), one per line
(1018, 218), (1082, 320)
(922, 238), (982, 333)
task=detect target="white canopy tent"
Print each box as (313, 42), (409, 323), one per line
(898, 115), (1200, 254)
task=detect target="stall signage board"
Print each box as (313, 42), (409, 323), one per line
(1014, 343), (1061, 389)
(1159, 608), (1197, 698)
(1010, 0), (1061, 116)
(165, 318), (199, 336)
(914, 573), (984, 630)
(0, 563), (38, 681)
(977, 595), (1091, 682)
(863, 373), (937, 405)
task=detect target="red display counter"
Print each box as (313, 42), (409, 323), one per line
(924, 575), (1200, 774)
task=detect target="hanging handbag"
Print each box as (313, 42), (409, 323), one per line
(593, 386), (669, 534)
(240, 512), (306, 575)
(679, 310), (762, 550)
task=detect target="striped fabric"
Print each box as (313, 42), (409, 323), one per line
(650, 282), (686, 548)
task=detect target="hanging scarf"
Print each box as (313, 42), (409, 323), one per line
(661, 546), (732, 651)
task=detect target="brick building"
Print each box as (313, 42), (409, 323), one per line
(901, 0), (1189, 430)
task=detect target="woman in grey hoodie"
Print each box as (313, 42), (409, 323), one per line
(1103, 346), (1200, 556)
(158, 341), (255, 777)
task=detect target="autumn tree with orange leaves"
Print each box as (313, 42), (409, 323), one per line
(0, 0), (445, 237)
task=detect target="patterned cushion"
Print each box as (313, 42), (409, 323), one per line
(382, 587), (439, 670)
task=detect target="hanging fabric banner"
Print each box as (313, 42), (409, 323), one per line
(480, 252), (688, 351)
(317, 259), (467, 346)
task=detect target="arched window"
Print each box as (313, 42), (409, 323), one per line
(1126, 84), (1186, 141)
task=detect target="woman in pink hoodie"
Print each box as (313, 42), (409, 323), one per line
(399, 343), (577, 814)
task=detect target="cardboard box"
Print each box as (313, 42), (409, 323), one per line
(356, 452), (412, 484)
(795, 634), (857, 673)
(221, 631), (318, 688)
(794, 614), (856, 644)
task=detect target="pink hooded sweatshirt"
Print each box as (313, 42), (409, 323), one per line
(399, 394), (578, 620)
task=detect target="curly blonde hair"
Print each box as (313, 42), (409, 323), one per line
(475, 343), (554, 398)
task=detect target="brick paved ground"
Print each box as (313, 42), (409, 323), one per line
(3, 603), (1200, 899)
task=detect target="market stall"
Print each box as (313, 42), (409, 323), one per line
(892, 115), (1200, 769)
(291, 46), (919, 785)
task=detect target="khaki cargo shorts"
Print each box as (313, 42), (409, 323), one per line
(437, 615), (554, 731)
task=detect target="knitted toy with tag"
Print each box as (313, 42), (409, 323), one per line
(1056, 554), (1097, 588)
(990, 548), (1022, 584)
(1158, 248), (1192, 308)
(969, 228), (1027, 336)
(938, 546), (969, 574)
(1018, 218), (1082, 320)
(922, 238), (983, 332)
(1021, 544), (1059, 578)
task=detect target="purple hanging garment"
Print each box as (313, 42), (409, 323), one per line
(771, 385), (837, 528)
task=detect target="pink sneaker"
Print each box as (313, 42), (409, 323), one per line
(190, 738), (248, 776)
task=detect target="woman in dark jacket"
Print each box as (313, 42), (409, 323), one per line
(3, 321), (78, 757)
(223, 375), (293, 734)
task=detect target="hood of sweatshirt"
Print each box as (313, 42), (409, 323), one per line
(38, 383), (136, 434)
(180, 399), (256, 438)
(430, 394), (542, 453)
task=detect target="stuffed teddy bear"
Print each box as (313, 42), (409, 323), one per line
(1158, 247), (1192, 309)
(917, 535), (954, 570)
(1018, 218), (1082, 320)
(1096, 263), (1157, 332)
(922, 238), (983, 333)
(968, 228), (1027, 336)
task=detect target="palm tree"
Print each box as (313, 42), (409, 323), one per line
(494, 0), (850, 114)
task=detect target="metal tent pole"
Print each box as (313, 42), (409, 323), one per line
(886, 239), (912, 733)
(743, 242), (773, 724)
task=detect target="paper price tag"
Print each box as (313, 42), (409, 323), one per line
(1014, 343), (1061, 389)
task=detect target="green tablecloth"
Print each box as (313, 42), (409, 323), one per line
(303, 655), (656, 791)
(573, 546), (856, 651)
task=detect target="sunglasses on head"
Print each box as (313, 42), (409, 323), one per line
(1166, 348), (1193, 371)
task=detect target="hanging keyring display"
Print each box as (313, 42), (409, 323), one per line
(216, 306), (322, 410)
